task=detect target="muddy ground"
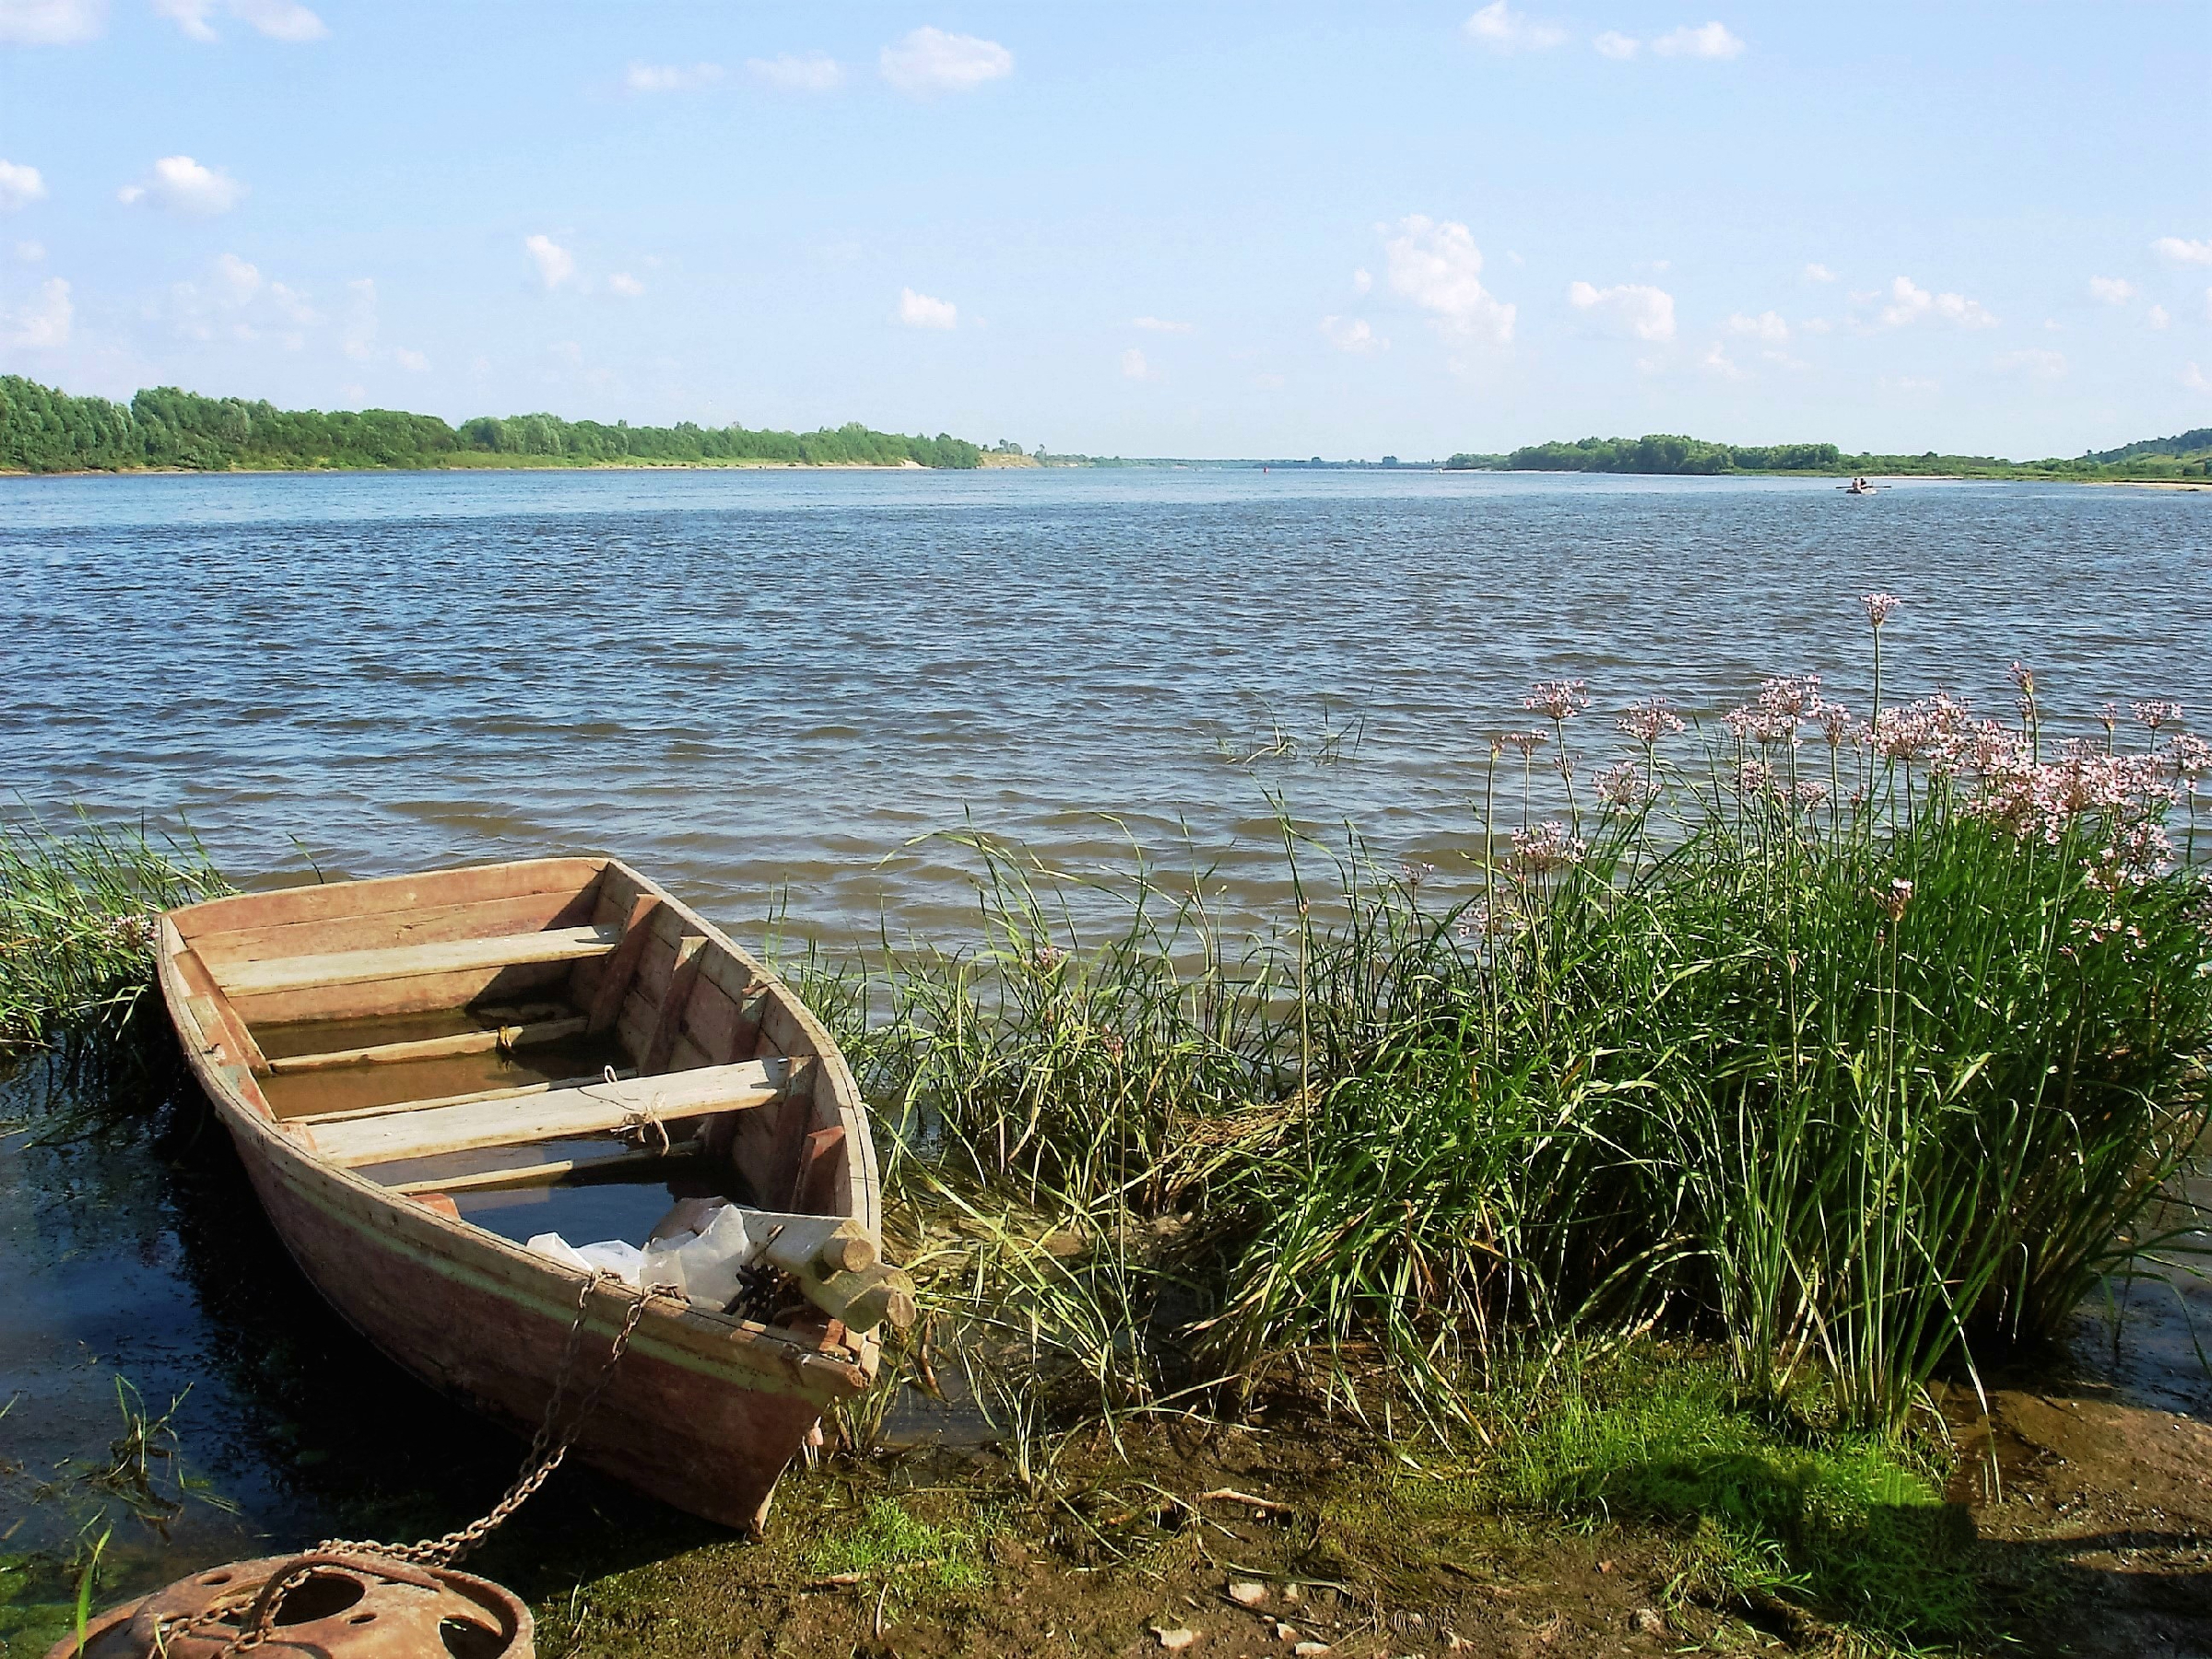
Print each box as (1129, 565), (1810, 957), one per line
(525, 1269), (2212, 1659)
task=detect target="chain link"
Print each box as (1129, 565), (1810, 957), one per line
(147, 1270), (658, 1655)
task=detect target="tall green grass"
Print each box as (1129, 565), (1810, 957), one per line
(805, 630), (2212, 1437)
(0, 814), (230, 1051)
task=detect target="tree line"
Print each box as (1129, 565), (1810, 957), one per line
(0, 376), (983, 474)
(1445, 429), (2212, 480)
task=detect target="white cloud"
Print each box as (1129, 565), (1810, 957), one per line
(1700, 341), (1745, 379)
(1319, 314), (1382, 353)
(1994, 348), (2065, 380)
(608, 271), (644, 298)
(212, 249), (260, 302)
(0, 159), (44, 210)
(15, 239), (44, 262)
(1, 274), (70, 347)
(625, 61), (723, 93)
(0, 0), (105, 44)
(2088, 276), (2135, 304)
(747, 52), (841, 91)
(1653, 20), (1744, 57)
(1385, 215), (1515, 344)
(897, 286), (957, 329)
(1726, 309), (1789, 342)
(1253, 372), (1286, 391)
(2150, 236), (2212, 265)
(231, 0), (323, 39)
(118, 154), (244, 215)
(394, 347), (429, 373)
(163, 251), (316, 341)
(156, 0), (323, 40)
(1133, 315), (1193, 333)
(1800, 316), (1832, 334)
(524, 233), (574, 289)
(2148, 303), (2170, 330)
(1804, 262), (1836, 282)
(151, 0), (216, 39)
(1351, 267), (1372, 294)
(2205, 286), (2212, 324)
(879, 27), (1012, 95)
(1593, 29), (1638, 57)
(1119, 347), (1160, 381)
(1569, 278), (1676, 341)
(2181, 361), (2210, 394)
(1463, 2), (1565, 52)
(1877, 275), (1994, 329)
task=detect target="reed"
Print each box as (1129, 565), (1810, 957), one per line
(0, 813), (231, 1052)
(804, 613), (2212, 1437)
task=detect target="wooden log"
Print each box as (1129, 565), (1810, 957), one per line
(268, 1016), (587, 1075)
(305, 1056), (810, 1167)
(219, 924), (624, 997)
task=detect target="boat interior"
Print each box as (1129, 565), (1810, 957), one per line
(167, 857), (903, 1335)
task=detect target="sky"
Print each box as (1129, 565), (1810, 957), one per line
(1, 1), (2208, 460)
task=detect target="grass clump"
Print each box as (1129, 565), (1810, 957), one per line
(806, 607), (2212, 1449)
(803, 1497), (991, 1591)
(0, 814), (229, 1051)
(1487, 1351), (1974, 1638)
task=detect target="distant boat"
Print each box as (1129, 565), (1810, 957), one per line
(1841, 477), (1879, 495)
(159, 855), (910, 1533)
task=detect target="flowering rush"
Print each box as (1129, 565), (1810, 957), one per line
(1617, 699), (1687, 745)
(1511, 820), (1588, 874)
(1863, 592), (1901, 628)
(1524, 679), (1592, 722)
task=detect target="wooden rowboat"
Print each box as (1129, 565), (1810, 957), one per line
(157, 855), (911, 1532)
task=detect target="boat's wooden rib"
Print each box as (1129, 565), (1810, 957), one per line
(304, 1056), (807, 1167)
(268, 1015), (588, 1075)
(221, 924), (624, 997)
(583, 894), (661, 1033)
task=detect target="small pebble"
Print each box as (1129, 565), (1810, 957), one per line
(1229, 1581), (1269, 1607)
(1293, 1644), (1332, 1657)
(1631, 1607), (1667, 1636)
(1155, 1628), (1198, 1652)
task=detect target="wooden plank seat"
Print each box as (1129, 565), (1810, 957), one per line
(304, 1056), (811, 1169)
(218, 924), (624, 998)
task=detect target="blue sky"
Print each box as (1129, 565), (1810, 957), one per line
(2, 1), (2207, 458)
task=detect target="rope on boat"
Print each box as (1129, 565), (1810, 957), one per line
(165, 1268), (655, 1654)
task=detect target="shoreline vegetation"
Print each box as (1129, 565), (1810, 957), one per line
(5, 374), (2209, 483)
(5, 602), (2210, 1652)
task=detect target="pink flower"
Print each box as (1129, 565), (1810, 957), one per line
(1523, 679), (1592, 723)
(1735, 759), (1775, 796)
(2168, 733), (2210, 782)
(2132, 700), (2183, 732)
(1617, 699), (1687, 745)
(1594, 759), (1656, 807)
(1863, 592), (1901, 628)
(1510, 820), (1587, 874)
(1814, 701), (1855, 747)
(1500, 729), (1551, 757)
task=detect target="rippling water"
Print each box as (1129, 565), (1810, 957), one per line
(3, 468), (2208, 1633)
(4, 467), (2207, 940)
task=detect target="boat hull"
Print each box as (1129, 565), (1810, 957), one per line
(158, 856), (882, 1534)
